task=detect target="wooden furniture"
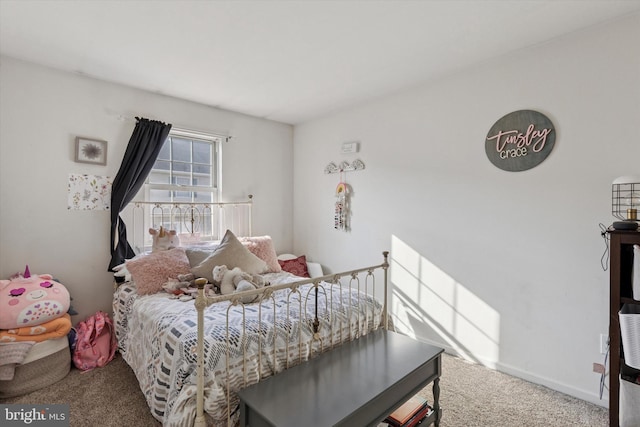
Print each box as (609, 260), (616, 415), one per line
(608, 229), (640, 427)
(237, 329), (443, 427)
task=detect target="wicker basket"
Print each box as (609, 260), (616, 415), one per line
(620, 304), (640, 370)
(0, 347), (70, 398)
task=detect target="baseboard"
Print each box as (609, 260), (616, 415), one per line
(413, 336), (608, 408)
(494, 360), (607, 408)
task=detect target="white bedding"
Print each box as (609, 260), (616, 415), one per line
(113, 271), (384, 426)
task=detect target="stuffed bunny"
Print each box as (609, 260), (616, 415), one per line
(212, 265), (267, 303)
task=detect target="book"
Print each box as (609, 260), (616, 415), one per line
(402, 404), (433, 427)
(385, 395), (431, 427)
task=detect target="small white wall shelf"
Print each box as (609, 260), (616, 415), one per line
(324, 159), (365, 174)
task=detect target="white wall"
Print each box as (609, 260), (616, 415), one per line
(292, 14), (640, 405)
(0, 56), (293, 323)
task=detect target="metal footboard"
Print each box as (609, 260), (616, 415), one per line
(193, 251), (390, 427)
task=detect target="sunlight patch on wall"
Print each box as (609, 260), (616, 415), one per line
(390, 235), (500, 364)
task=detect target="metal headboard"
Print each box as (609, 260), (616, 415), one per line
(122, 195), (253, 253)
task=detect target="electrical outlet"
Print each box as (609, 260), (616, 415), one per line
(600, 334), (609, 355)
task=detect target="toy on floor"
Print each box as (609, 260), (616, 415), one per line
(0, 269), (70, 330)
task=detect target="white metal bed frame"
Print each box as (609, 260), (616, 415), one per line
(122, 195), (253, 253)
(193, 253), (390, 426)
(120, 196), (390, 426)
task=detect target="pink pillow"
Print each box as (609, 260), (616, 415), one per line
(278, 255), (310, 278)
(240, 236), (282, 273)
(126, 248), (191, 295)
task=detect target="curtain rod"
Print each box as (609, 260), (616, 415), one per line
(107, 109), (232, 141)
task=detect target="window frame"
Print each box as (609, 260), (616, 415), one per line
(144, 127), (222, 204)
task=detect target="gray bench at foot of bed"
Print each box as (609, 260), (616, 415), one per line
(238, 329), (443, 427)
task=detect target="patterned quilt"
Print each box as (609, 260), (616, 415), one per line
(113, 272), (384, 426)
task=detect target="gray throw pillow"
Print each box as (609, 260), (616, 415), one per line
(191, 230), (268, 282)
(185, 248), (217, 267)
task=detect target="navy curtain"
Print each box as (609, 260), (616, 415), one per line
(108, 117), (172, 271)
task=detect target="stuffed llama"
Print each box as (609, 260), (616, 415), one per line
(211, 265), (267, 303)
(149, 226), (180, 252)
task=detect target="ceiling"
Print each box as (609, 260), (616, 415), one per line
(1, 1), (639, 125)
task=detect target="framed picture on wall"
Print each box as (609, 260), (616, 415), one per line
(75, 137), (107, 165)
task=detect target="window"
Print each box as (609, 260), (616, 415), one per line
(140, 128), (222, 238)
(146, 128), (221, 204)
(119, 128), (224, 251)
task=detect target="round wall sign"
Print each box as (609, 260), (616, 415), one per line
(485, 110), (555, 172)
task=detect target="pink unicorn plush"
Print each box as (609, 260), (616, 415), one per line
(0, 269), (70, 330)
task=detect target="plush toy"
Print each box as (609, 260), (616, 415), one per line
(247, 273), (267, 289)
(149, 226), (180, 252)
(162, 278), (190, 295)
(211, 265), (267, 303)
(162, 273), (214, 300)
(212, 265), (250, 295)
(0, 273), (71, 329)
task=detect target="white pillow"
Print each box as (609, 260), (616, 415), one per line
(306, 262), (324, 278)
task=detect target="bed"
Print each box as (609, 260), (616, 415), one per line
(112, 198), (390, 426)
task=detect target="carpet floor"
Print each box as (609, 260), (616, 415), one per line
(1, 352), (608, 426)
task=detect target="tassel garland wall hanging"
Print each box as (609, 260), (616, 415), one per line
(325, 159), (364, 232)
(335, 181), (348, 231)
